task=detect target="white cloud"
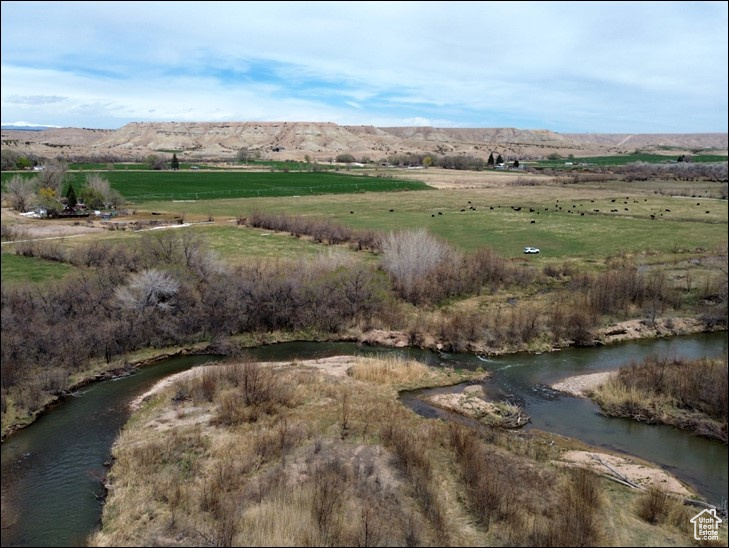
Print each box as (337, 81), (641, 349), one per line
(1, 1), (727, 132)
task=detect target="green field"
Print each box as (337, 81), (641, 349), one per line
(0, 251), (76, 284)
(43, 223), (360, 264)
(133, 181), (727, 261)
(1, 170), (430, 202)
(535, 153), (728, 168)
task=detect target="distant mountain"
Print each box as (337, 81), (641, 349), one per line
(1, 122), (727, 161)
(1, 122), (63, 131)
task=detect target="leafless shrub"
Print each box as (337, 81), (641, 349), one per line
(547, 298), (599, 344)
(467, 246), (508, 287)
(618, 161), (728, 183)
(617, 355), (728, 422)
(531, 467), (603, 546)
(83, 173), (125, 208)
(246, 209), (379, 250)
(39, 367), (69, 393)
(13, 239), (68, 263)
(380, 229), (459, 304)
(114, 269), (180, 311)
(35, 161), (70, 197)
(380, 423), (448, 543)
(579, 265), (680, 317)
(506, 302), (542, 343)
(189, 367), (221, 403)
(543, 261), (575, 278)
(211, 360), (293, 426)
(635, 486), (674, 524)
(0, 223), (26, 241)
(511, 176), (550, 186)
(309, 456), (351, 544)
(447, 424), (518, 530)
(16, 381), (45, 413)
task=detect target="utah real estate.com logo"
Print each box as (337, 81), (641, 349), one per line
(690, 508), (722, 541)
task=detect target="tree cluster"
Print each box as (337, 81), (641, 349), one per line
(2, 170), (124, 214)
(335, 154), (357, 164)
(384, 152), (515, 171)
(1, 233), (391, 417)
(1, 149), (39, 170)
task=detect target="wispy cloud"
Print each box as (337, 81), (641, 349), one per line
(6, 95), (66, 105)
(1, 1), (727, 132)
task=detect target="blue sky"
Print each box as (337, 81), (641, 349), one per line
(1, 1), (728, 133)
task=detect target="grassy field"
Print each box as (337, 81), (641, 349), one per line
(2, 171), (726, 269)
(1, 170), (430, 201)
(133, 181), (728, 261)
(0, 251), (76, 284)
(0, 222), (357, 274)
(535, 153), (728, 168)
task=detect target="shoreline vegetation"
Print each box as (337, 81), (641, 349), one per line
(1, 318), (724, 442)
(589, 355), (728, 443)
(552, 355), (729, 443)
(87, 352), (725, 547)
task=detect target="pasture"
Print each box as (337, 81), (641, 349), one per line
(135, 179), (728, 261)
(2, 168), (727, 280)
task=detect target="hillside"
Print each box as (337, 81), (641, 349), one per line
(2, 122), (727, 163)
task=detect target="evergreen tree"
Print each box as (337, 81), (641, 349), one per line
(171, 153), (180, 170)
(513, 159), (520, 168)
(487, 152), (495, 167)
(496, 154), (504, 165)
(65, 183), (78, 208)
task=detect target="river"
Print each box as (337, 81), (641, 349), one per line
(0, 333), (727, 546)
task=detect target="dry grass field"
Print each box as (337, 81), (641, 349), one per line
(88, 355), (725, 547)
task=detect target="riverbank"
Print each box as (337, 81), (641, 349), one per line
(0, 345), (208, 442)
(552, 355), (728, 443)
(552, 371), (615, 397)
(358, 316), (720, 355)
(128, 355), (695, 499)
(90, 352), (714, 547)
(590, 356), (728, 443)
(2, 317), (725, 442)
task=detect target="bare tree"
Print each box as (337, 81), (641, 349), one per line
(236, 147), (257, 163)
(115, 269), (180, 311)
(146, 154), (167, 170)
(35, 161), (69, 197)
(380, 229), (457, 302)
(3, 175), (36, 212)
(81, 174), (125, 208)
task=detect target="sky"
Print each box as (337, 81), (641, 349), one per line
(1, 1), (728, 133)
